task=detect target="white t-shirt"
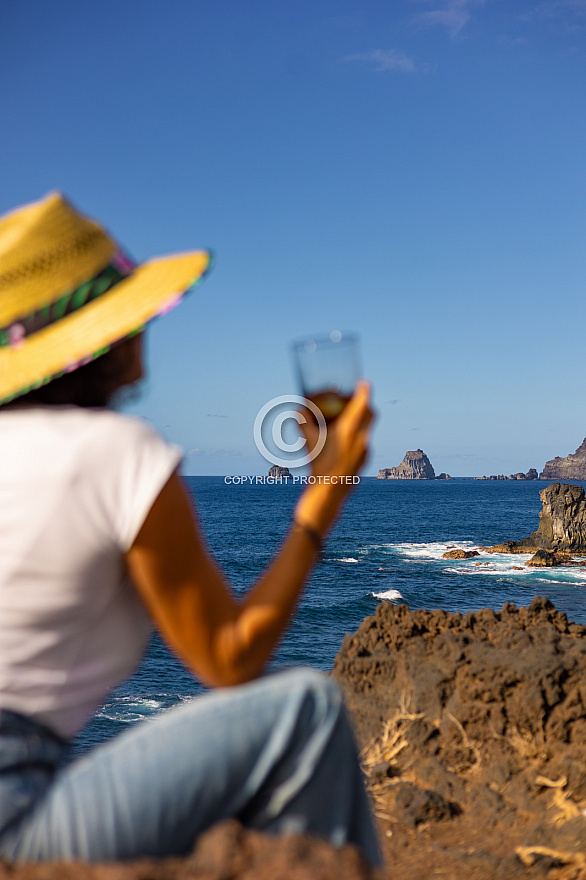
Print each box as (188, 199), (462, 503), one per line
(0, 406), (182, 739)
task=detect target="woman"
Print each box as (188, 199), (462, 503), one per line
(0, 193), (378, 864)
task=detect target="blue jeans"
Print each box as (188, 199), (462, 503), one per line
(0, 669), (381, 865)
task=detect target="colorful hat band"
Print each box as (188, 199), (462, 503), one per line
(0, 250), (136, 350)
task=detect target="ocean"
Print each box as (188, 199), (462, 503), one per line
(73, 476), (586, 755)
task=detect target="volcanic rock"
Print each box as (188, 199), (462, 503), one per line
(333, 596), (586, 879)
(522, 483), (586, 552)
(436, 473), (453, 480)
(510, 469), (539, 481)
(0, 821), (379, 880)
(377, 451), (435, 480)
(541, 438), (586, 481)
(484, 541), (535, 555)
(441, 549), (480, 559)
(487, 482), (586, 556)
(268, 466), (291, 478)
(525, 549), (559, 567)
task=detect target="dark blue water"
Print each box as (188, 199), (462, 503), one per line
(73, 477), (586, 753)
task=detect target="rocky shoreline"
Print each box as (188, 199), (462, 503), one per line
(485, 482), (586, 564)
(4, 595), (585, 880)
(4, 484), (586, 879)
(437, 483), (586, 570)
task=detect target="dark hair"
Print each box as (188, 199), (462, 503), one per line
(1, 337), (142, 410)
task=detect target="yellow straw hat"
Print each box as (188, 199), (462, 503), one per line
(0, 192), (213, 405)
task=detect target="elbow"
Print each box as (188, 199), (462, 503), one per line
(199, 626), (269, 688)
(202, 657), (266, 689)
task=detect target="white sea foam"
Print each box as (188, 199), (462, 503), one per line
(372, 588), (403, 601)
(335, 557), (359, 563)
(95, 696), (175, 723)
(364, 540), (586, 586)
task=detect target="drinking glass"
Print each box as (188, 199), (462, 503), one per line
(291, 331), (361, 423)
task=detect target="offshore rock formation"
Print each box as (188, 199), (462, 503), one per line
(441, 549), (480, 559)
(377, 450), (435, 480)
(436, 473), (453, 480)
(523, 482), (586, 551)
(509, 469), (539, 481)
(524, 549), (573, 567)
(477, 470), (538, 480)
(268, 465), (292, 478)
(541, 437), (586, 480)
(488, 482), (586, 554)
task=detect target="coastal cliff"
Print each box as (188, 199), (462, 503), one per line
(377, 450), (435, 480)
(489, 482), (586, 554)
(541, 438), (586, 480)
(523, 482), (586, 551)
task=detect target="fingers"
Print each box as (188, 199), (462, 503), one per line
(296, 379), (375, 480)
(339, 380), (375, 437)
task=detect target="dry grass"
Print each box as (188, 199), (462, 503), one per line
(360, 697), (424, 816)
(516, 845), (586, 870)
(507, 724), (545, 761)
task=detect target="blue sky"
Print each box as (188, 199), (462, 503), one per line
(2, 0), (585, 476)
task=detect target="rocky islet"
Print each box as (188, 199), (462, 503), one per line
(267, 465), (292, 478)
(377, 450), (437, 480)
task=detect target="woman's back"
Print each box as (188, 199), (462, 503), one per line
(0, 406), (180, 738)
(0, 193), (379, 867)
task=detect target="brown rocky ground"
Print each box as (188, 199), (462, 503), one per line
(0, 821), (379, 880)
(2, 597), (585, 880)
(333, 596), (586, 880)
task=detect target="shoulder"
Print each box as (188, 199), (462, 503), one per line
(0, 405), (182, 478)
(5, 406), (182, 467)
(0, 404), (158, 439)
(77, 409), (166, 444)
(72, 409), (182, 465)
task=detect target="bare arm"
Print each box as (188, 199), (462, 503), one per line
(125, 381), (374, 688)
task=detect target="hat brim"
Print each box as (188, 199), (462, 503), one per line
(0, 249), (212, 404)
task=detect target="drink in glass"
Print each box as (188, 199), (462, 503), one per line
(292, 331), (361, 424)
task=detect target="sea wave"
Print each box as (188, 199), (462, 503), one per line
(95, 694), (193, 724)
(371, 588), (403, 601)
(360, 540), (586, 586)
